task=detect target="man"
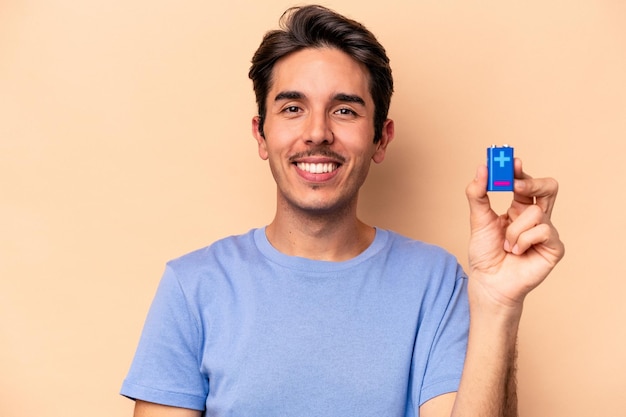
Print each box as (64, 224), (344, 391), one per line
(121, 5), (564, 416)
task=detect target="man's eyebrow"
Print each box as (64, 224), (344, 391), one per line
(273, 91), (366, 106)
(274, 91), (303, 102)
(334, 93), (366, 106)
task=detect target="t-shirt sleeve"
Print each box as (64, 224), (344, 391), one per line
(416, 264), (470, 407)
(120, 265), (208, 410)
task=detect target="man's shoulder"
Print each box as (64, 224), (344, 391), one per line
(380, 229), (464, 279)
(384, 229), (457, 259)
(166, 228), (260, 270)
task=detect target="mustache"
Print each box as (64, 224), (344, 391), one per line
(288, 149), (346, 164)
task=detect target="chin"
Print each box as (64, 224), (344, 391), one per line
(288, 197), (357, 217)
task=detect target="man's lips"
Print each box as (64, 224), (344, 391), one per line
(289, 150), (345, 177)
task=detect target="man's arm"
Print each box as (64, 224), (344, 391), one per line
(420, 314), (518, 417)
(422, 159), (564, 417)
(133, 400), (202, 417)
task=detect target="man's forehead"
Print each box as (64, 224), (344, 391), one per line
(268, 47), (372, 97)
(266, 53), (373, 106)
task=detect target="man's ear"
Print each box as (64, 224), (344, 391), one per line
(372, 119), (395, 164)
(252, 116), (268, 160)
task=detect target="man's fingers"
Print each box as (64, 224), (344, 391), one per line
(514, 177), (559, 217)
(512, 158), (559, 216)
(503, 204), (564, 263)
(512, 159), (535, 206)
(504, 205), (544, 253)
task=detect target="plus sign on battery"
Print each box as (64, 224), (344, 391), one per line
(493, 151), (511, 168)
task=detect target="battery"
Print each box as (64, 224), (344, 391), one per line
(487, 145), (514, 192)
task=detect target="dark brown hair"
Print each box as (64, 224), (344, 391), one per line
(248, 5), (393, 143)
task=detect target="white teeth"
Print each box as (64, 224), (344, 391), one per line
(296, 162), (338, 174)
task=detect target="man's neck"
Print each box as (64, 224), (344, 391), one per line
(265, 208), (375, 262)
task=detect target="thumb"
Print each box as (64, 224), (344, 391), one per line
(465, 165), (494, 228)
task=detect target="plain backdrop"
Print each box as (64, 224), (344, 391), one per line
(1, 1), (625, 415)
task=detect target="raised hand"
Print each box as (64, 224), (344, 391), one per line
(465, 159), (565, 310)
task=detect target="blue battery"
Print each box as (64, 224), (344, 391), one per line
(487, 145), (514, 191)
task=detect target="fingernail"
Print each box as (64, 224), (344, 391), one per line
(512, 244), (520, 255)
(504, 240), (511, 252)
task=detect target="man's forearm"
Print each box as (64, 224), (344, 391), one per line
(452, 298), (522, 417)
(503, 346), (518, 417)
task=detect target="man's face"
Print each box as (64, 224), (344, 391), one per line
(252, 47), (394, 215)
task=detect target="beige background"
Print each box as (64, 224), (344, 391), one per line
(1, 0), (624, 415)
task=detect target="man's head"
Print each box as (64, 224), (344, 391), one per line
(249, 5), (393, 143)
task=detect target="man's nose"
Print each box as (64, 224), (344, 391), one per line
(304, 112), (334, 145)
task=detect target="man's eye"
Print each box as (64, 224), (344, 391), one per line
(335, 108), (356, 116)
(284, 106), (300, 113)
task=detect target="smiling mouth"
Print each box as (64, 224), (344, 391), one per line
(295, 162), (339, 174)
(290, 150), (345, 175)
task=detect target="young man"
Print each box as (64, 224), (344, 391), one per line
(121, 5), (564, 417)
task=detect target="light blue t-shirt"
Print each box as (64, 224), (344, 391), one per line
(121, 228), (469, 416)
